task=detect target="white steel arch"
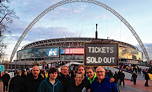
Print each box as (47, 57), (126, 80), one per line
(10, 0), (150, 62)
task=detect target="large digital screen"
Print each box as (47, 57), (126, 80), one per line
(17, 48), (59, 60)
(60, 48), (84, 54)
(48, 48), (59, 56)
(119, 47), (142, 60)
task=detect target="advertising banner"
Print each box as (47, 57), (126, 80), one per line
(85, 43), (118, 66)
(60, 48), (84, 54)
(119, 47), (142, 60)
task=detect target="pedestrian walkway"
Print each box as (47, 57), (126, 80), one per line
(120, 79), (152, 92)
(0, 81), (3, 92)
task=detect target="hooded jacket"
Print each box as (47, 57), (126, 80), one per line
(38, 78), (63, 92)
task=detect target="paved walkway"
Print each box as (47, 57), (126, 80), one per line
(0, 81), (3, 92)
(120, 75), (152, 92)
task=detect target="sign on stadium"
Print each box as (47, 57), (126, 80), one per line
(84, 43), (118, 66)
(48, 48), (59, 57)
(60, 48), (84, 54)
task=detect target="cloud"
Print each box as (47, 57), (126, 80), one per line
(4, 20), (26, 41)
(6, 21), (77, 43)
(72, 4), (87, 14)
(23, 26), (77, 41)
(4, 25), (77, 60)
(52, 3), (88, 15)
(10, 0), (60, 21)
(95, 14), (112, 20)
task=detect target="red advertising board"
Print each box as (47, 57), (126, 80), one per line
(64, 48), (84, 54)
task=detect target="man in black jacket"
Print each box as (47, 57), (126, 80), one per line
(24, 65), (44, 92)
(58, 66), (72, 92)
(131, 72), (137, 85)
(118, 70), (125, 86)
(144, 70), (150, 87)
(1, 71), (10, 92)
(8, 70), (24, 92)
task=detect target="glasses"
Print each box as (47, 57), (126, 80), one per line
(96, 71), (105, 73)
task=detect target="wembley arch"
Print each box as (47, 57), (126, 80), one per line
(10, 0), (150, 63)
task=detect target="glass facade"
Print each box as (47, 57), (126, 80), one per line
(17, 47), (59, 60)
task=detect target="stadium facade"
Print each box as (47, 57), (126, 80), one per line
(10, 37), (142, 69)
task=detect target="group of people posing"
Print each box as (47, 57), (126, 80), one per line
(3, 65), (122, 92)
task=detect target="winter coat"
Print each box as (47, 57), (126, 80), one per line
(90, 78), (118, 92)
(1, 73), (10, 86)
(131, 73), (137, 80)
(24, 73), (44, 92)
(8, 75), (24, 92)
(144, 72), (150, 80)
(67, 79), (87, 92)
(37, 78), (63, 92)
(57, 73), (72, 92)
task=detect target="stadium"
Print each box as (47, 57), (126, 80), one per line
(8, 37), (143, 69)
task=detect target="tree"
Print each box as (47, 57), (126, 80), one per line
(0, 0), (17, 61)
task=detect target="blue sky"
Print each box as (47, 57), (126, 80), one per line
(4, 0), (152, 60)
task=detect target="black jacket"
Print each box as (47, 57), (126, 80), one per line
(1, 73), (10, 85)
(118, 71), (125, 80)
(8, 75), (24, 92)
(38, 78), (63, 92)
(57, 73), (72, 92)
(24, 73), (44, 92)
(67, 79), (86, 92)
(144, 72), (150, 80)
(131, 73), (137, 80)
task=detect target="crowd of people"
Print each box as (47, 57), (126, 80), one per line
(118, 64), (152, 86)
(0, 64), (151, 92)
(118, 64), (142, 74)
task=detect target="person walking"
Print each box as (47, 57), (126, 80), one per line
(118, 70), (125, 86)
(131, 72), (137, 85)
(1, 71), (10, 92)
(38, 67), (63, 92)
(144, 70), (150, 87)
